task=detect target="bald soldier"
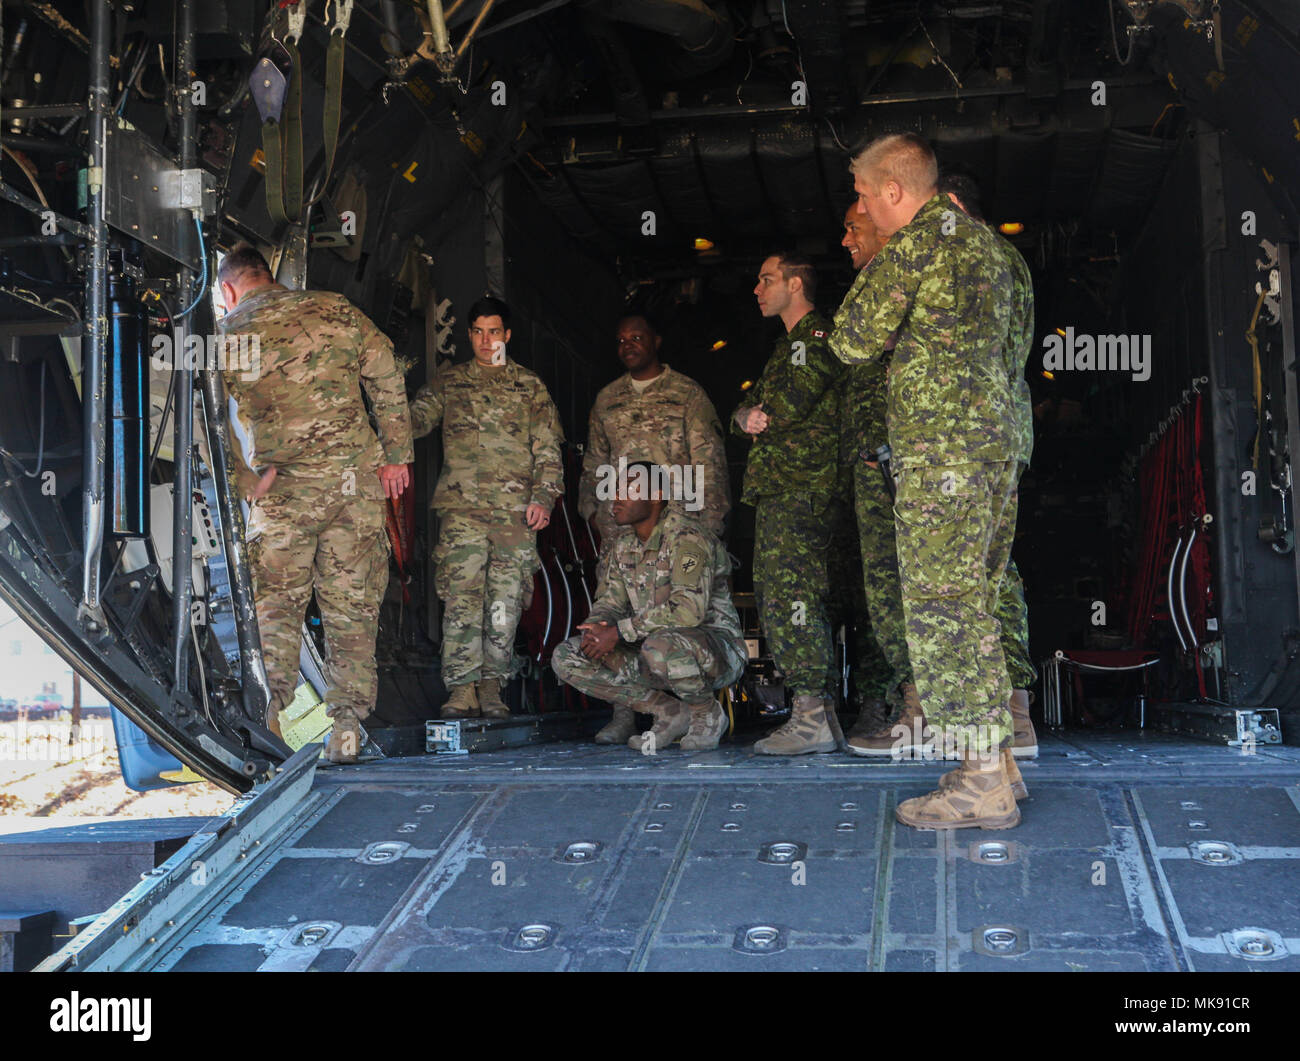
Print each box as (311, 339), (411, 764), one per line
(835, 204), (923, 755)
(553, 461), (746, 752)
(937, 171), (1039, 760)
(579, 312), (730, 551)
(217, 243), (413, 764)
(831, 133), (1025, 831)
(408, 297), (563, 721)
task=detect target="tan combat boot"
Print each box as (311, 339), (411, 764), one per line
(846, 696), (888, 740)
(896, 748), (1021, 830)
(753, 694), (836, 755)
(847, 682), (933, 758)
(594, 703), (638, 745)
(1009, 689), (1038, 759)
(477, 679), (510, 719)
(679, 698), (727, 751)
(441, 683), (479, 719)
(325, 712), (362, 764)
(938, 746), (1028, 801)
(626, 692), (690, 752)
(265, 704), (284, 740)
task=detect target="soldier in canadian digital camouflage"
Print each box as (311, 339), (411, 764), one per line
(831, 133), (1024, 830)
(578, 313), (730, 554)
(939, 171), (1039, 759)
(217, 243), (413, 765)
(553, 461), (746, 753)
(732, 251), (842, 755)
(835, 203), (923, 754)
(407, 296), (563, 721)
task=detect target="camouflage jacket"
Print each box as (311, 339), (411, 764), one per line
(579, 366), (730, 537)
(731, 310), (842, 505)
(829, 194), (1016, 467)
(408, 357), (564, 513)
(586, 508), (745, 648)
(997, 234), (1035, 466)
(219, 286), (413, 482)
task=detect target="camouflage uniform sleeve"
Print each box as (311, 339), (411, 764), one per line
(616, 528), (713, 641)
(685, 387), (730, 536)
(578, 401), (608, 522)
(756, 335), (840, 427)
(585, 558), (631, 627)
(829, 242), (921, 366)
(407, 378), (444, 440)
(529, 380), (564, 510)
(354, 304), (414, 464)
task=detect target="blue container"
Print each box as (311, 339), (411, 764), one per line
(109, 707), (186, 791)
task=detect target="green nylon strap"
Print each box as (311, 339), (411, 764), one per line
(260, 29), (346, 226)
(262, 116), (288, 227)
(282, 40), (304, 224)
(309, 31), (346, 208)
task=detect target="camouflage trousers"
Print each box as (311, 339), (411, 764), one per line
(826, 497), (894, 704)
(997, 558), (1036, 690)
(853, 456), (914, 696)
(552, 626), (746, 707)
(752, 493), (834, 697)
(247, 477), (390, 722)
(893, 461), (1018, 752)
(434, 510), (540, 687)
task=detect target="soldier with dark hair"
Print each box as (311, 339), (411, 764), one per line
(217, 242), (413, 763)
(407, 296), (563, 721)
(832, 133), (1026, 830)
(732, 251), (844, 754)
(553, 461), (745, 752)
(937, 171), (1039, 759)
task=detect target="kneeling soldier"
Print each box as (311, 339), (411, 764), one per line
(552, 461), (747, 751)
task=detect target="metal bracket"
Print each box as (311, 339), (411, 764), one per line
(425, 718), (468, 754)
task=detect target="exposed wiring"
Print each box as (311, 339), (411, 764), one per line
(147, 292), (179, 478)
(1, 144), (51, 208)
(1109, 0), (1136, 66)
(918, 16), (962, 91)
(175, 217), (209, 320)
(823, 118), (848, 152)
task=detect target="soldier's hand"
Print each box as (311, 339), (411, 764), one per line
(378, 463), (410, 499)
(577, 621), (618, 660)
(739, 404), (770, 435)
(525, 503), (551, 531)
(248, 465), (277, 501)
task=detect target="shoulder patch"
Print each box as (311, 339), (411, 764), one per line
(670, 540), (710, 586)
(812, 329), (827, 338)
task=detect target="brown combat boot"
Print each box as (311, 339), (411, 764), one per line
(847, 682), (934, 758)
(477, 679), (511, 719)
(938, 746), (1028, 801)
(626, 692), (690, 752)
(441, 683), (479, 719)
(325, 712), (362, 764)
(1009, 689), (1038, 759)
(753, 694), (836, 755)
(679, 698), (727, 751)
(846, 696), (888, 740)
(896, 748), (1021, 830)
(595, 703), (638, 745)
(265, 704), (284, 740)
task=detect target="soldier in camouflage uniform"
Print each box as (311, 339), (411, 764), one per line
(407, 297), (563, 720)
(732, 252), (843, 754)
(553, 461), (746, 752)
(835, 204), (924, 755)
(939, 172), (1039, 759)
(579, 313), (730, 547)
(217, 244), (412, 764)
(831, 133), (1023, 830)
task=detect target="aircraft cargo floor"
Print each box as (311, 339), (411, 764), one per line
(61, 732), (1300, 972)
